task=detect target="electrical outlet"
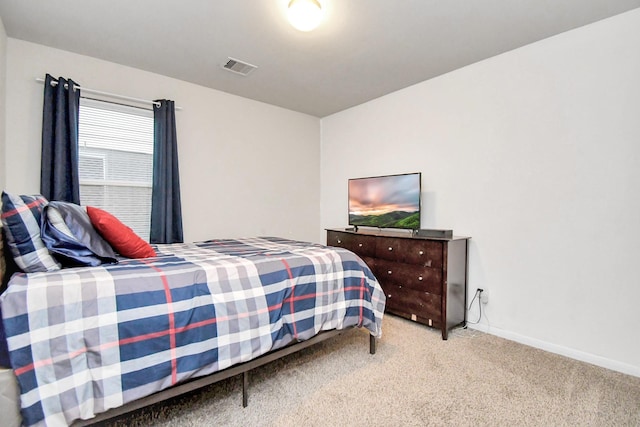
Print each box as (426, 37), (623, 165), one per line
(481, 289), (489, 304)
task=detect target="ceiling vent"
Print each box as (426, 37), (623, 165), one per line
(222, 57), (258, 76)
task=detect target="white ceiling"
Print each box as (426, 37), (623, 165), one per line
(1, 0), (639, 117)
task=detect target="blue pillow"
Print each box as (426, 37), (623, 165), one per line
(0, 192), (61, 272)
(41, 201), (117, 267)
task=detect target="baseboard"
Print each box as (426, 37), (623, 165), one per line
(467, 323), (640, 378)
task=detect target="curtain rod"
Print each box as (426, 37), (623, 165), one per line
(35, 77), (183, 110)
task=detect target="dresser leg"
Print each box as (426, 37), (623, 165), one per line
(369, 334), (376, 354)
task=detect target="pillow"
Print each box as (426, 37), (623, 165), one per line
(41, 201), (117, 267)
(86, 206), (156, 259)
(0, 192), (61, 272)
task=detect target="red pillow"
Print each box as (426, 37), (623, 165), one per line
(86, 206), (156, 259)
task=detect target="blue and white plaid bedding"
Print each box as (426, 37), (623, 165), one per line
(0, 237), (385, 426)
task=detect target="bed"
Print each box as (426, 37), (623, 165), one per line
(0, 234), (385, 426)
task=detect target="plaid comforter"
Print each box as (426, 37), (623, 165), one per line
(0, 237), (385, 426)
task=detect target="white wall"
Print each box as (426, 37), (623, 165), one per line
(0, 16), (7, 191)
(4, 39), (321, 243)
(321, 9), (640, 376)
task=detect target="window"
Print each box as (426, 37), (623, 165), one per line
(78, 98), (154, 241)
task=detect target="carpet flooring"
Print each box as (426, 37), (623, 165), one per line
(100, 315), (640, 426)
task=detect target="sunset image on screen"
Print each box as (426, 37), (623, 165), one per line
(348, 173), (420, 229)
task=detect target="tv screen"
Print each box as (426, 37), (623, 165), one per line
(348, 172), (421, 230)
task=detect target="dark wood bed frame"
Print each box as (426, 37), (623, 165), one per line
(0, 229), (377, 426)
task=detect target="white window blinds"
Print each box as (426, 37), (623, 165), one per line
(78, 98), (154, 241)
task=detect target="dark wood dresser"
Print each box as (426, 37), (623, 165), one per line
(326, 228), (469, 340)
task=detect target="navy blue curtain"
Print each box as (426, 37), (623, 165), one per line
(150, 100), (184, 244)
(40, 74), (81, 204)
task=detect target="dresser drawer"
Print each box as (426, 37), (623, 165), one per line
(374, 260), (442, 294)
(375, 237), (405, 261)
(327, 230), (347, 248)
(327, 231), (377, 257)
(403, 240), (443, 268)
(375, 237), (443, 268)
(382, 283), (441, 319)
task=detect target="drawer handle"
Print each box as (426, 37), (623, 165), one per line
(337, 240), (341, 244)
(358, 243), (363, 247)
(387, 270), (392, 275)
(388, 247), (393, 251)
(418, 276), (423, 281)
(419, 250), (424, 255)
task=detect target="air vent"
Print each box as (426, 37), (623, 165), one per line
(222, 57), (258, 76)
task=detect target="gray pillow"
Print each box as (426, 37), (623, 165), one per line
(41, 201), (117, 267)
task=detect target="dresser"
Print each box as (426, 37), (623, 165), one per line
(326, 228), (469, 340)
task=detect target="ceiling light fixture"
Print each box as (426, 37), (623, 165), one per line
(287, 0), (323, 32)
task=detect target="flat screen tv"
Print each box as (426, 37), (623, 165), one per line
(348, 172), (421, 230)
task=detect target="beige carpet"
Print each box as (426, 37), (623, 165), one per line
(102, 315), (640, 427)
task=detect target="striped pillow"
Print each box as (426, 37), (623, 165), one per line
(41, 201), (117, 267)
(0, 192), (61, 273)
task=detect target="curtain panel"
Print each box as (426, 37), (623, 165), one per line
(150, 100), (184, 244)
(40, 74), (81, 204)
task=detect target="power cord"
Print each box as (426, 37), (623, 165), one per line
(466, 288), (483, 325)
